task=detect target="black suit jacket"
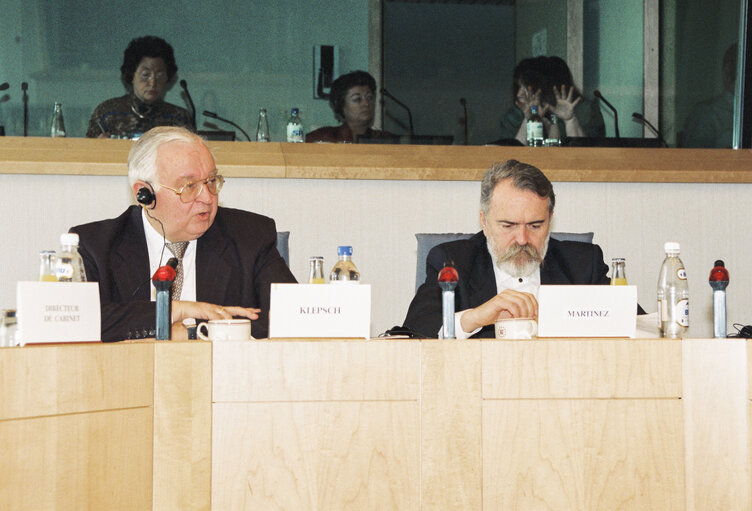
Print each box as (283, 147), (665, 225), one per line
(402, 231), (610, 338)
(72, 205), (296, 341)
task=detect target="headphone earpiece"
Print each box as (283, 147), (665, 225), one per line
(136, 185), (156, 209)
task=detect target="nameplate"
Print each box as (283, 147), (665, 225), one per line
(269, 283), (371, 339)
(16, 282), (101, 344)
(537, 285), (636, 338)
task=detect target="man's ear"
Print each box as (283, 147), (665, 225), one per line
(479, 210), (486, 230)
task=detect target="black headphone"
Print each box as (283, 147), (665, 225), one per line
(136, 183), (156, 209)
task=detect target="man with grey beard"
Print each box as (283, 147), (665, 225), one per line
(402, 159), (609, 338)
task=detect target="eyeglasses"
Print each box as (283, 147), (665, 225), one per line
(136, 69), (167, 83)
(158, 175), (225, 203)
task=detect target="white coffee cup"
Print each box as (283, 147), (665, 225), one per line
(495, 317), (537, 339)
(197, 319), (252, 341)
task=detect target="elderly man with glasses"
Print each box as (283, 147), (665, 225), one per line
(72, 126), (296, 341)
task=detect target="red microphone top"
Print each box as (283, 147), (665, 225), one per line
(152, 265), (176, 282)
(438, 266), (459, 283)
(709, 260), (729, 282)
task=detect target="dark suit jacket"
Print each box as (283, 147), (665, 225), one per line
(402, 231), (610, 338)
(72, 205), (296, 341)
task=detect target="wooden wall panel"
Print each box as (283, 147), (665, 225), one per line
(421, 340), (482, 510)
(212, 402), (419, 510)
(153, 341), (212, 511)
(0, 343), (153, 420)
(482, 339), (682, 399)
(0, 408), (152, 511)
(483, 399), (684, 510)
(212, 340), (420, 402)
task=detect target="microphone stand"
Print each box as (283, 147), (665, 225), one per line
(179, 79), (197, 130)
(21, 82), (28, 137)
(594, 89), (619, 138)
(203, 110), (251, 141)
(380, 88), (414, 135)
(632, 112), (669, 147)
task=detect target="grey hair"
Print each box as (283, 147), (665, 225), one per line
(480, 160), (555, 216)
(127, 126), (210, 189)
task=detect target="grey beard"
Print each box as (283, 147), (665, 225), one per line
(487, 234), (549, 278)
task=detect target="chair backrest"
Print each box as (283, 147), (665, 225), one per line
(276, 231), (290, 267)
(414, 231), (594, 291)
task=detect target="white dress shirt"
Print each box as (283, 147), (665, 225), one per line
(141, 209), (197, 301)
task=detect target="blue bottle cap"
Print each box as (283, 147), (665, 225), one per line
(337, 245), (353, 256)
(291, 107), (299, 116)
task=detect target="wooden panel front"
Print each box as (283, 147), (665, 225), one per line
(212, 402), (419, 510)
(0, 407), (152, 511)
(483, 399), (684, 510)
(0, 343), (153, 420)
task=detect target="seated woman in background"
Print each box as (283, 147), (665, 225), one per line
(86, 36), (192, 138)
(498, 56), (605, 145)
(306, 70), (394, 143)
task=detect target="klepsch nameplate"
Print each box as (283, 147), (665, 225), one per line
(537, 285), (637, 338)
(17, 281), (101, 344)
(268, 283), (371, 339)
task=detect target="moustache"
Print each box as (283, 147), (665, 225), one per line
(499, 243), (542, 264)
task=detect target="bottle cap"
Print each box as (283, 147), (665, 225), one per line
(60, 232), (79, 246)
(337, 246), (353, 256)
(291, 107), (299, 116)
(611, 257), (625, 263)
(309, 256), (324, 261)
(530, 105), (538, 114)
(664, 242), (680, 254)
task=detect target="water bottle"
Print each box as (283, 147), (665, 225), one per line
(308, 256), (325, 283)
(709, 260), (729, 338)
(526, 105), (544, 146)
(256, 108), (270, 142)
(50, 102), (66, 137)
(329, 246), (360, 283)
(55, 233), (87, 282)
(286, 107), (304, 143)
(610, 257), (627, 285)
(657, 242), (688, 338)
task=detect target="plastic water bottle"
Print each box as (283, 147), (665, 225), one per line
(526, 105), (543, 146)
(50, 102), (66, 137)
(329, 246), (360, 282)
(55, 233), (87, 282)
(709, 260), (729, 338)
(286, 107), (304, 143)
(657, 242), (688, 338)
(256, 108), (270, 142)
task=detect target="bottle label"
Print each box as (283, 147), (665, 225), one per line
(526, 121), (543, 140)
(56, 262), (74, 280)
(676, 268), (687, 280)
(286, 124), (304, 143)
(674, 298), (689, 327)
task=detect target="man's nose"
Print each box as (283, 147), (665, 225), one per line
(514, 226), (529, 245)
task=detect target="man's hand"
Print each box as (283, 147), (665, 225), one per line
(172, 301), (260, 323)
(460, 289), (538, 333)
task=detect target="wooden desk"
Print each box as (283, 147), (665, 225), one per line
(1, 338), (750, 510)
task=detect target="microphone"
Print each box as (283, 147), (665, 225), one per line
(0, 83), (8, 91)
(632, 112), (668, 148)
(203, 110), (250, 141)
(593, 89), (619, 138)
(459, 97), (468, 145)
(21, 82), (28, 137)
(380, 88), (414, 135)
(438, 265), (459, 339)
(179, 79), (197, 130)
(152, 258), (178, 340)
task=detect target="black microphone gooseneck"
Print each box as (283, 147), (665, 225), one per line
(460, 97), (468, 145)
(21, 82), (28, 137)
(632, 112), (668, 148)
(593, 89), (619, 138)
(203, 110), (250, 141)
(179, 79), (197, 130)
(380, 88), (414, 135)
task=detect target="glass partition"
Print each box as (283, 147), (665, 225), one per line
(0, 0), (746, 147)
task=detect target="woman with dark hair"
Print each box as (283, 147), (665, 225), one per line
(306, 70), (394, 143)
(498, 56), (604, 145)
(86, 36), (192, 138)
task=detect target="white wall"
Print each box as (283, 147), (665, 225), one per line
(1, 170), (749, 339)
